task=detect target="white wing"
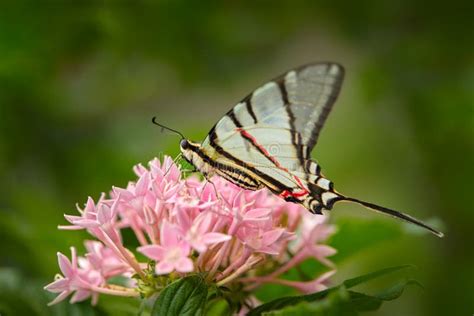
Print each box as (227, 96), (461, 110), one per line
(201, 62), (344, 189)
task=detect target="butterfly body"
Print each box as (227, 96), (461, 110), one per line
(178, 62), (443, 237)
(180, 140), (340, 214)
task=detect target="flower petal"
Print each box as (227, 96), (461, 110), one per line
(256, 246), (280, 255)
(175, 257), (194, 273)
(245, 208), (272, 219)
(70, 289), (91, 303)
(155, 261), (174, 275)
(311, 245), (337, 258)
(135, 173), (150, 195)
(202, 233), (231, 245)
(64, 215), (84, 223)
(262, 228), (285, 245)
(137, 245), (165, 261)
(133, 163), (147, 177)
(83, 197), (97, 213)
(70, 219), (100, 228)
(57, 252), (74, 277)
(190, 240), (207, 253)
(113, 186), (134, 200)
(97, 205), (112, 225)
(160, 221), (179, 247)
(47, 291), (71, 306)
(44, 278), (69, 293)
(176, 207), (192, 231)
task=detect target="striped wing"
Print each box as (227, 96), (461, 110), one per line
(190, 62), (445, 237)
(200, 63), (344, 207)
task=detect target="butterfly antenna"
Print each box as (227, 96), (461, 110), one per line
(152, 117), (186, 139)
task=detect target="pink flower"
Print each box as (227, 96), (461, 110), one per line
(222, 189), (274, 235)
(61, 197), (100, 230)
(292, 213), (337, 267)
(138, 221), (193, 274)
(240, 227), (295, 255)
(149, 156), (181, 183)
(114, 171), (151, 216)
(81, 241), (130, 279)
(44, 248), (102, 305)
(178, 210), (231, 253)
(48, 155), (338, 312)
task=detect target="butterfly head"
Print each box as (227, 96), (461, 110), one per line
(180, 139), (202, 166)
(180, 139), (190, 150)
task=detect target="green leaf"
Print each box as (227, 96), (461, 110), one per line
(346, 279), (421, 313)
(248, 265), (414, 316)
(342, 264), (413, 289)
(204, 298), (232, 316)
(264, 287), (357, 316)
(262, 279), (420, 316)
(151, 274), (209, 316)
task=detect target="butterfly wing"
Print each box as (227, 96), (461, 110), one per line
(199, 63), (344, 212)
(205, 62), (344, 155)
(193, 62), (444, 237)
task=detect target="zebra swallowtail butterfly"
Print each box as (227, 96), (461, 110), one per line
(172, 62), (443, 237)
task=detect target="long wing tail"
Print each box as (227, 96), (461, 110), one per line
(337, 196), (444, 238)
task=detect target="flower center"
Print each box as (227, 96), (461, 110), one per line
(165, 247), (182, 262)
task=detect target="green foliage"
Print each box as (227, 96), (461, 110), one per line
(266, 287), (356, 316)
(249, 265), (418, 316)
(134, 261), (171, 299)
(262, 279), (419, 316)
(144, 266), (417, 316)
(152, 275), (209, 316)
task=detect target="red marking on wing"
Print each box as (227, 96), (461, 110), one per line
(237, 128), (309, 199)
(280, 189), (309, 198)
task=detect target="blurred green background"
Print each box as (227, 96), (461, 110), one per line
(0, 1), (472, 315)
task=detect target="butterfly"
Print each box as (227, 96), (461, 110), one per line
(165, 62), (443, 237)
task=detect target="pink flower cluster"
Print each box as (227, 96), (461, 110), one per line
(45, 156), (337, 308)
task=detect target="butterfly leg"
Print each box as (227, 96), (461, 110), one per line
(208, 179), (220, 199)
(199, 180), (212, 200)
(163, 153), (184, 177)
(199, 181), (208, 199)
(200, 171), (225, 203)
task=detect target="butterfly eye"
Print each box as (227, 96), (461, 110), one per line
(180, 139), (189, 149)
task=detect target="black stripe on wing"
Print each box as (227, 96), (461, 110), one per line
(303, 63), (345, 157)
(244, 96), (258, 124)
(272, 63), (345, 157)
(305, 160), (321, 176)
(227, 108), (243, 128)
(276, 79), (307, 183)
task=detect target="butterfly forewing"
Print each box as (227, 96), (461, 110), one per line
(199, 63), (344, 206)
